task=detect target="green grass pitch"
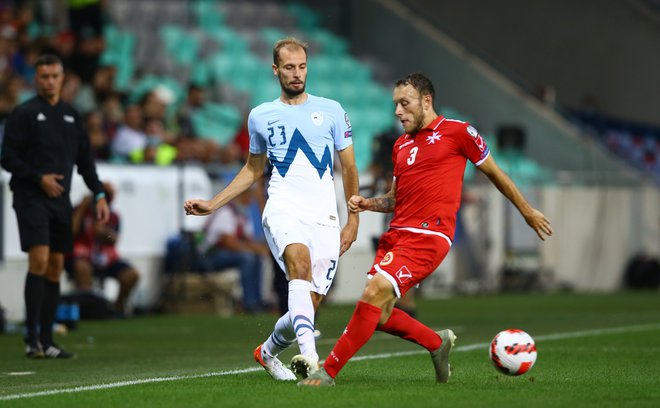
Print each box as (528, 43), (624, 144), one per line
(1, 292), (659, 407)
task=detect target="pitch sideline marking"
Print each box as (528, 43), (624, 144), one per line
(1, 322), (659, 401)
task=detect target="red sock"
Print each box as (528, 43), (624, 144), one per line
(323, 301), (382, 378)
(377, 307), (441, 352)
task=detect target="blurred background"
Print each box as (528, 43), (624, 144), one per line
(0, 0), (658, 326)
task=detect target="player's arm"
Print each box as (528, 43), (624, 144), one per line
(337, 145), (359, 255)
(477, 155), (553, 240)
(348, 178), (397, 214)
(184, 152), (268, 216)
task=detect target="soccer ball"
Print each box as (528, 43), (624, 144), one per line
(489, 329), (537, 376)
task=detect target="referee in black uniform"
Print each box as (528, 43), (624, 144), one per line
(1, 54), (109, 358)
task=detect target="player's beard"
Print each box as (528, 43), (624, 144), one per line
(409, 108), (426, 136)
(280, 78), (306, 98)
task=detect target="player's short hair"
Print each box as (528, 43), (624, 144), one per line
(35, 54), (63, 69)
(273, 37), (308, 66)
(395, 73), (436, 103)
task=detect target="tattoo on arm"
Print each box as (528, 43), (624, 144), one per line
(369, 196), (395, 213)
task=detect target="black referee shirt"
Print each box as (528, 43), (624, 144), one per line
(1, 95), (104, 200)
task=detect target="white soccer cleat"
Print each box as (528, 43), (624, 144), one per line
(290, 354), (319, 379)
(254, 345), (297, 381)
(430, 329), (457, 383)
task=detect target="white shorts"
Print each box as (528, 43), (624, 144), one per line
(262, 212), (340, 296)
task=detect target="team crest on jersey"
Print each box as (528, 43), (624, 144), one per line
(427, 131), (442, 144)
(380, 251), (394, 266)
(467, 125), (479, 138)
(395, 266), (413, 284)
(311, 111), (324, 126)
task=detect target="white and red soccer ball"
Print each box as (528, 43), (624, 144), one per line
(489, 329), (537, 376)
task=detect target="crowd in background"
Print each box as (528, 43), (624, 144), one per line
(0, 0), (247, 171)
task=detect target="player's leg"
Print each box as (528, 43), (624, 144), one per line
(299, 274), (396, 386)
(289, 222), (340, 378)
(253, 216), (303, 381)
(375, 235), (455, 382)
(282, 243), (319, 373)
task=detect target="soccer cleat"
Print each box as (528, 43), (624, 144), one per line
(253, 345), (297, 381)
(25, 343), (44, 359)
(430, 329), (457, 383)
(290, 354), (319, 379)
(297, 367), (335, 387)
(43, 344), (76, 359)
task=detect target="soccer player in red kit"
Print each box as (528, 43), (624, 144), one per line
(299, 73), (553, 386)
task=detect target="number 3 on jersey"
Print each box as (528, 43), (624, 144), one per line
(407, 146), (419, 165)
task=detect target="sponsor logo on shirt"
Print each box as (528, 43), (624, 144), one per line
(64, 115), (75, 123)
(395, 265), (413, 284)
(268, 119), (280, 125)
(344, 112), (351, 128)
(380, 251), (394, 266)
(37, 113), (46, 121)
(399, 140), (415, 149)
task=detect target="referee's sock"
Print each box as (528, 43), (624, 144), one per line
(39, 279), (60, 347)
(24, 272), (45, 345)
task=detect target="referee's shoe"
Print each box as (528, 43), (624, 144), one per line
(24, 339), (44, 359)
(43, 343), (76, 359)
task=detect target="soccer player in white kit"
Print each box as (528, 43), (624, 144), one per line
(183, 37), (359, 381)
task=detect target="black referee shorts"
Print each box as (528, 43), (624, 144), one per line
(13, 196), (73, 253)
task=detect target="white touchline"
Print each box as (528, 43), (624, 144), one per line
(1, 322), (659, 401)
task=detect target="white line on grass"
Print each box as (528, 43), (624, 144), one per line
(1, 322), (659, 401)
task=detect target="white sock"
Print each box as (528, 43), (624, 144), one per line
(288, 279), (318, 360)
(262, 312), (296, 359)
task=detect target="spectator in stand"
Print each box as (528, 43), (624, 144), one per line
(68, 0), (105, 82)
(60, 70), (81, 105)
(111, 104), (146, 161)
(138, 118), (177, 165)
(68, 182), (139, 315)
(199, 188), (270, 314)
(75, 65), (116, 113)
(100, 91), (124, 137)
(177, 84), (205, 139)
(84, 110), (110, 160)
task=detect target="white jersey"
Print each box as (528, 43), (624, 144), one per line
(249, 94), (352, 227)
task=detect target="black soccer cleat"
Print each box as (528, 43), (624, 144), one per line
(43, 344), (76, 359)
(25, 343), (44, 359)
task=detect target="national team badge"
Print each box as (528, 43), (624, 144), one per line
(427, 131), (442, 144)
(311, 112), (324, 126)
(467, 125), (479, 138)
(380, 251), (394, 266)
(395, 266), (413, 284)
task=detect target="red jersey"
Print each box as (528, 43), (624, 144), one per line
(389, 115), (489, 242)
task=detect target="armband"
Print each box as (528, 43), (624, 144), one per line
(95, 192), (106, 201)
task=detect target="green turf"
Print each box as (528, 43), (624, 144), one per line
(1, 292), (659, 407)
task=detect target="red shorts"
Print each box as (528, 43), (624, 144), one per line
(368, 228), (451, 297)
